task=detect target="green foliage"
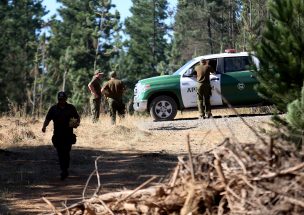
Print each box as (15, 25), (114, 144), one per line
(255, 0), (304, 113)
(1, 0), (294, 118)
(238, 0), (268, 50)
(124, 0), (170, 81)
(46, 0), (121, 110)
(0, 0), (46, 112)
(286, 84), (304, 130)
(254, 0), (304, 144)
(170, 0), (239, 72)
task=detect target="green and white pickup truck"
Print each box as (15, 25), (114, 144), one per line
(133, 51), (264, 121)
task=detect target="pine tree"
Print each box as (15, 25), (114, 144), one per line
(169, 0), (234, 72)
(238, 0), (268, 51)
(255, 0), (304, 113)
(0, 0), (46, 112)
(254, 0), (304, 144)
(124, 0), (169, 80)
(47, 0), (120, 109)
(286, 84), (304, 131)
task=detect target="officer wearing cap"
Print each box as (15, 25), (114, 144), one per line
(88, 70), (104, 123)
(42, 91), (80, 180)
(194, 59), (214, 119)
(101, 71), (126, 125)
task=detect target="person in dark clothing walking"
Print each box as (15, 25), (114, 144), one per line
(101, 71), (125, 125)
(88, 70), (104, 123)
(194, 59), (214, 119)
(42, 91), (80, 180)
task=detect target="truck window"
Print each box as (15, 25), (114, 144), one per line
(172, 59), (196, 75)
(184, 59), (218, 77)
(224, 56), (250, 73)
(208, 59), (218, 74)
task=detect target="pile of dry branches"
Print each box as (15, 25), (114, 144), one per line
(44, 135), (304, 215)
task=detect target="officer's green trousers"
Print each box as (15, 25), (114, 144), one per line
(108, 98), (125, 125)
(197, 83), (211, 117)
(90, 97), (101, 123)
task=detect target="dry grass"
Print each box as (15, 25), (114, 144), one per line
(0, 106), (274, 154)
(0, 114), (179, 214)
(0, 114), (144, 149)
(0, 107), (274, 214)
(0, 117), (41, 147)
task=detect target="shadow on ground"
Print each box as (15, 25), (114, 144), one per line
(173, 113), (274, 121)
(0, 145), (177, 215)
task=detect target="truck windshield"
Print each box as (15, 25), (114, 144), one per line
(172, 59), (196, 75)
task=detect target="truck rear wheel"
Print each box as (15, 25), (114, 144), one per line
(149, 96), (177, 121)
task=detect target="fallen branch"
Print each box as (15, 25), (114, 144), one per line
(116, 176), (158, 204)
(282, 195), (304, 208)
(214, 158), (227, 185)
(43, 136), (304, 215)
(253, 162), (304, 180)
(97, 199), (115, 215)
(186, 134), (195, 182)
(42, 197), (62, 215)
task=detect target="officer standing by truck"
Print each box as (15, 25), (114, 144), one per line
(42, 91), (80, 180)
(194, 59), (214, 119)
(101, 71), (125, 125)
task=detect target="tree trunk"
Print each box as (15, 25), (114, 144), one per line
(62, 69), (67, 92)
(207, 18), (213, 54)
(32, 68), (37, 116)
(94, 10), (105, 72)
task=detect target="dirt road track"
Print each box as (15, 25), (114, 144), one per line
(137, 114), (272, 153)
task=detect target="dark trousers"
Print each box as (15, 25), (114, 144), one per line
(197, 83), (211, 117)
(90, 97), (101, 123)
(56, 144), (71, 173)
(52, 135), (73, 173)
(108, 98), (125, 125)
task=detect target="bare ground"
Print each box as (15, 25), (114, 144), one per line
(0, 111), (272, 214)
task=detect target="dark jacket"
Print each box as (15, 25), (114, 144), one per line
(45, 103), (80, 137)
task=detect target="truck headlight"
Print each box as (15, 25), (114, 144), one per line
(134, 83), (150, 96)
(143, 84), (150, 91)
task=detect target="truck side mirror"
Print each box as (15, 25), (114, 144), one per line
(183, 68), (195, 77)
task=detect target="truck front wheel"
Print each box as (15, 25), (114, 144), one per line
(149, 96), (177, 121)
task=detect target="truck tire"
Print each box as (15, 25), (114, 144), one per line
(149, 96), (177, 121)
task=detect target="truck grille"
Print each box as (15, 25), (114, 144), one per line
(133, 84), (138, 96)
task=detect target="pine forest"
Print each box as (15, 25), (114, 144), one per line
(1, 0), (304, 214)
(0, 0), (270, 113)
(1, 0), (304, 141)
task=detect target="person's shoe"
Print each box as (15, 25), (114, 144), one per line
(60, 171), (69, 181)
(198, 115), (205, 120)
(207, 113), (213, 118)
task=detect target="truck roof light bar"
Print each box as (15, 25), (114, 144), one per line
(225, 49), (237, 53)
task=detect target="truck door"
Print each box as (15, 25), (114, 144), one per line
(210, 74), (222, 106)
(209, 59), (223, 106)
(180, 58), (223, 108)
(180, 68), (197, 108)
(220, 56), (262, 105)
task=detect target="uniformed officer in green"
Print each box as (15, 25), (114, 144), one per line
(101, 71), (125, 125)
(194, 59), (214, 119)
(88, 70), (104, 123)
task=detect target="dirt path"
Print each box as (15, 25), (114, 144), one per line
(0, 114), (272, 214)
(0, 146), (177, 214)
